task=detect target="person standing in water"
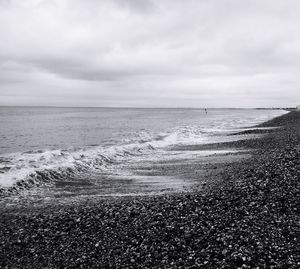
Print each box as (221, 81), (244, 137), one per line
(205, 108), (207, 114)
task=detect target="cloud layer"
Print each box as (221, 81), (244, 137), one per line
(0, 0), (299, 107)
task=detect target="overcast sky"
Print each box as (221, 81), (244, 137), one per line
(0, 0), (299, 108)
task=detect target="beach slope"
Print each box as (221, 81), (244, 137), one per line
(0, 111), (299, 268)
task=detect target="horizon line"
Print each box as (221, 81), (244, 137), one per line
(0, 105), (293, 110)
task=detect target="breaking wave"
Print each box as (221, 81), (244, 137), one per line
(0, 126), (208, 191)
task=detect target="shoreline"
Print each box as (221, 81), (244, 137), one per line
(0, 109), (287, 196)
(1, 111), (299, 268)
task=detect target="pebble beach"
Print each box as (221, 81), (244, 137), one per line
(0, 111), (299, 268)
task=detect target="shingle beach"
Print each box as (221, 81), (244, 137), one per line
(0, 111), (299, 268)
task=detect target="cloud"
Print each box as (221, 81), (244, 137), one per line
(113, 0), (156, 13)
(0, 0), (299, 107)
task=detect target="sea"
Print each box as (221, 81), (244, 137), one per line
(0, 107), (287, 194)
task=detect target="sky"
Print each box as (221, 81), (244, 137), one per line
(0, 0), (299, 108)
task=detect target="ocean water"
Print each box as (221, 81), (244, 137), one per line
(0, 107), (287, 189)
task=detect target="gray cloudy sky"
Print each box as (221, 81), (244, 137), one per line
(0, 0), (299, 107)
